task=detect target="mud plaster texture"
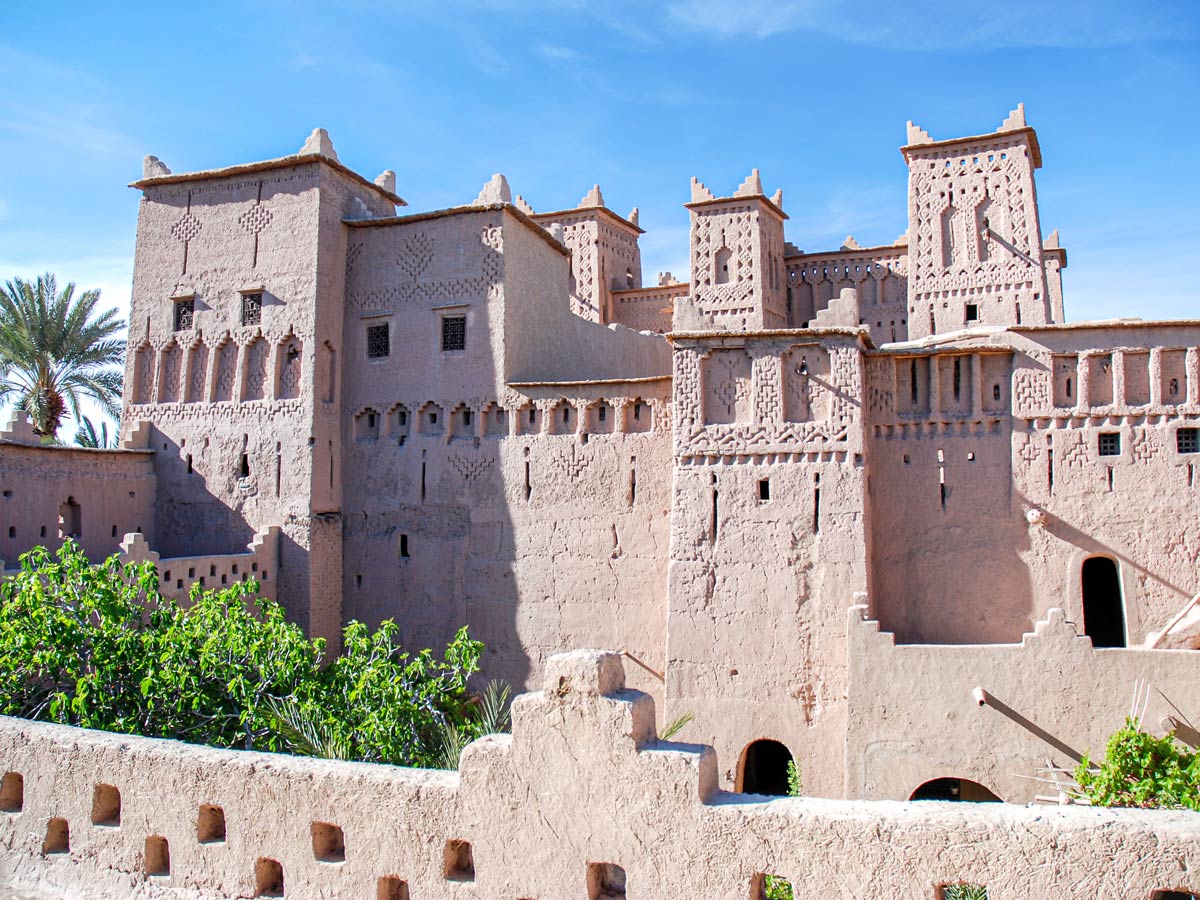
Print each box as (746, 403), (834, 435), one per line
(1, 110), (1199, 809)
(0, 651), (1197, 900)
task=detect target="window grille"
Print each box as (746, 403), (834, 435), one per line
(174, 298), (194, 331)
(366, 324), (390, 359)
(1178, 428), (1199, 455)
(241, 292), (262, 326)
(1098, 432), (1121, 457)
(442, 315), (466, 351)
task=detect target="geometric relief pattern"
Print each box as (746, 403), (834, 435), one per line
(134, 343), (154, 405)
(186, 342), (208, 403)
(1012, 368), (1049, 418)
(703, 350), (752, 425)
(238, 203), (272, 235)
(1129, 427), (1160, 464)
(449, 452), (495, 483)
(214, 341), (237, 402)
(159, 342), (181, 403)
(170, 212), (202, 243)
(398, 232), (433, 281)
(243, 338), (268, 401)
(278, 337), (302, 401)
(1058, 431), (1089, 469)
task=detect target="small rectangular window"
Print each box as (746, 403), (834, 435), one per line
(174, 297), (194, 331)
(1098, 432), (1121, 457)
(442, 315), (466, 352)
(758, 478), (770, 501)
(1178, 428), (1199, 455)
(965, 303), (979, 323)
(367, 324), (390, 359)
(241, 292), (263, 326)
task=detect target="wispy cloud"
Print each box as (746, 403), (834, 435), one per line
(0, 43), (137, 158)
(785, 184), (906, 251)
(664, 0), (1193, 48)
(535, 41), (581, 62)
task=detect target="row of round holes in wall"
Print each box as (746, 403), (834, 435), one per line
(354, 401), (654, 442)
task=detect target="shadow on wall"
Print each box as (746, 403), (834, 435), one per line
(872, 438), (1035, 645)
(338, 222), (529, 690)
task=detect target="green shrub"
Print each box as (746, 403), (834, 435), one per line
(762, 760), (802, 899)
(1076, 718), (1200, 810)
(0, 541), (483, 767)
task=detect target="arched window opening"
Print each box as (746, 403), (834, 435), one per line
(1082, 556), (1125, 648)
(909, 778), (1001, 803)
(58, 497), (82, 541)
(715, 246), (733, 284)
(738, 739), (794, 796)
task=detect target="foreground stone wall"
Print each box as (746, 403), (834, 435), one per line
(0, 651), (1195, 900)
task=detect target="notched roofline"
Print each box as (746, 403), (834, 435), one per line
(1011, 318), (1200, 332)
(901, 126), (1042, 169)
(684, 193), (788, 220)
(130, 154), (407, 206)
(668, 326), (874, 349)
(0, 441), (154, 455)
(508, 374), (672, 388)
(529, 206), (645, 234)
(785, 244), (906, 260)
(344, 203), (571, 257)
(611, 283), (690, 297)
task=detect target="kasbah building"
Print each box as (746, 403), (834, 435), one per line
(2, 103), (1198, 805)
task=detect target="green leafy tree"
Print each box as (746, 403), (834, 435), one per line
(0, 541), (483, 766)
(0, 273), (125, 437)
(1076, 718), (1200, 810)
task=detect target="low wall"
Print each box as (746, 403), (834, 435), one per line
(846, 605), (1200, 803)
(1, 650), (1195, 899)
(119, 527), (280, 603)
(0, 412), (157, 569)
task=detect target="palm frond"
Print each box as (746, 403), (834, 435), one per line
(261, 695), (354, 761)
(660, 711), (694, 741)
(0, 273), (126, 436)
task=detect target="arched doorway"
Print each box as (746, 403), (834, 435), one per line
(1082, 556), (1125, 648)
(909, 778), (1001, 802)
(738, 740), (794, 796)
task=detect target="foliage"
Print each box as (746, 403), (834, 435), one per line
(941, 886), (988, 900)
(0, 541), (483, 767)
(434, 678), (513, 769)
(659, 711), (694, 741)
(0, 273), (125, 436)
(73, 415), (117, 449)
(1075, 718), (1200, 810)
(762, 759), (803, 900)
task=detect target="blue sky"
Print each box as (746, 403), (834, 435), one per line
(1, 0), (1198, 430)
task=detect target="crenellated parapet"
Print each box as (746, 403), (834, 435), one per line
(1, 649), (1196, 900)
(680, 170), (788, 332)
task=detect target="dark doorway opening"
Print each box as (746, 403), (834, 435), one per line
(1082, 556), (1125, 648)
(909, 778), (1001, 802)
(739, 740), (794, 796)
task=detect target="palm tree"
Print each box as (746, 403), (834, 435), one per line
(0, 273), (125, 436)
(74, 415), (117, 449)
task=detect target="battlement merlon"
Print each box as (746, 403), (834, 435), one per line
(129, 135), (407, 207)
(901, 104), (1043, 169)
